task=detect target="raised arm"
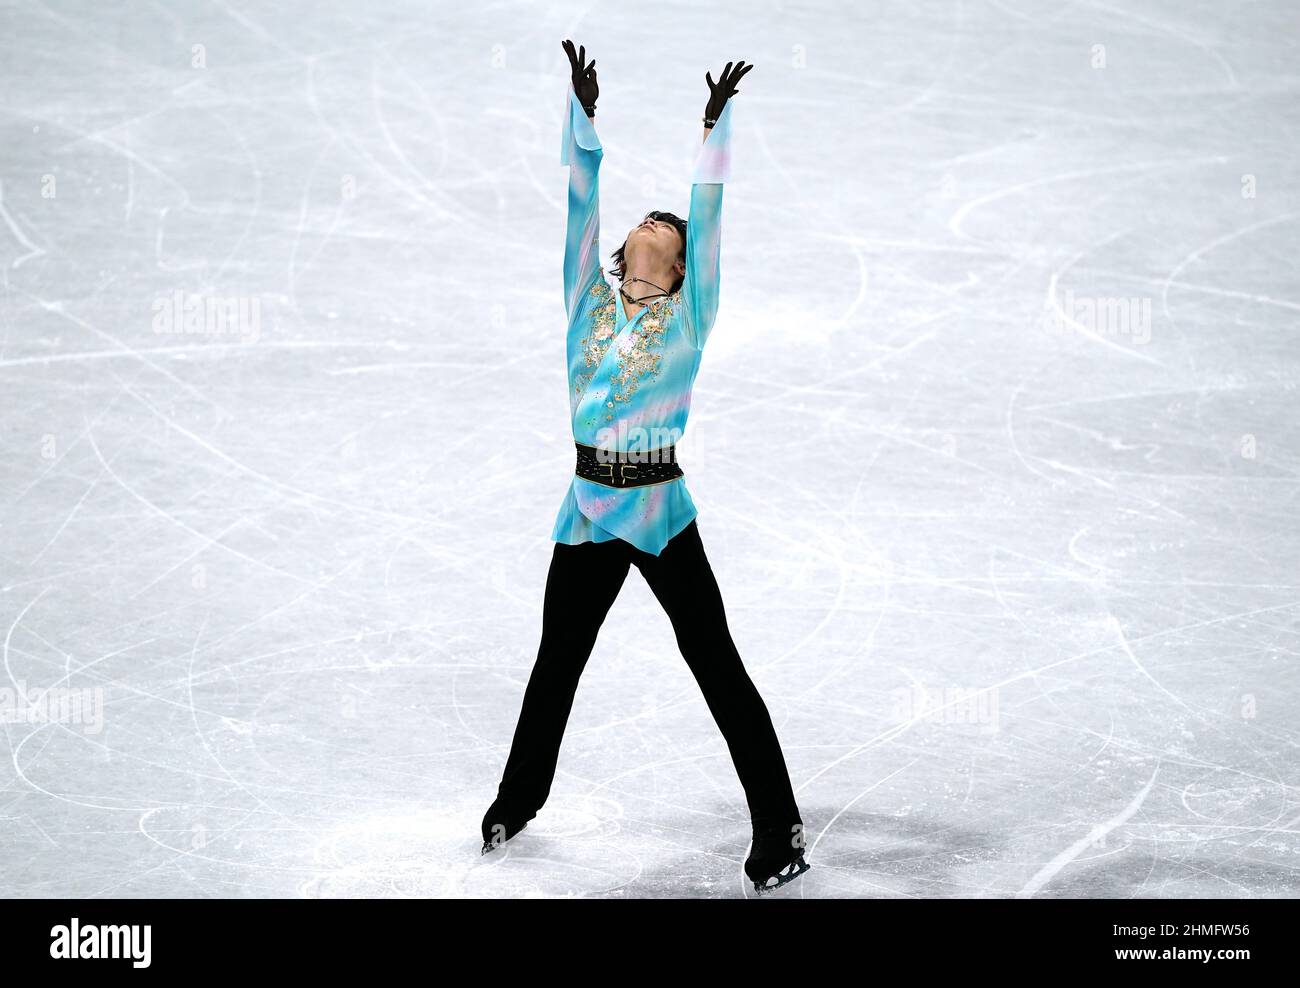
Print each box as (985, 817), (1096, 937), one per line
(560, 40), (603, 321)
(681, 60), (752, 350)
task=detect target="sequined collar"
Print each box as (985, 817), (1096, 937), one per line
(615, 280), (646, 329)
(616, 281), (677, 328)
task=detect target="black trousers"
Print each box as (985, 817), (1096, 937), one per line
(492, 520), (802, 832)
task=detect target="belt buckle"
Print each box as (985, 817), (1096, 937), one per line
(596, 462), (638, 486)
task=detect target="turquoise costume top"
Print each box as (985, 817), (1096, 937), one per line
(549, 83), (734, 557)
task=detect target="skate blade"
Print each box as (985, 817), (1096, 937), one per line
(480, 822), (528, 856)
(752, 857), (811, 895)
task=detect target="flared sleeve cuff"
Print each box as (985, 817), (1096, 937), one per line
(690, 99), (734, 184)
(561, 84), (602, 165)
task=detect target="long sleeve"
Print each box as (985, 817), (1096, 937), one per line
(561, 83), (604, 321)
(680, 98), (734, 350)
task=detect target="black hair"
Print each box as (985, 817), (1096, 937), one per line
(610, 210), (688, 293)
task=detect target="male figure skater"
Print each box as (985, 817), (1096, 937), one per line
(481, 40), (809, 895)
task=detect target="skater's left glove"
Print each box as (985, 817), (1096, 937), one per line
(703, 59), (754, 126)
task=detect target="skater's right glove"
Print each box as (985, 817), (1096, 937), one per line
(562, 39), (599, 117)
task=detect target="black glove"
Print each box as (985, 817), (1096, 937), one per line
(703, 59), (754, 125)
(562, 39), (599, 117)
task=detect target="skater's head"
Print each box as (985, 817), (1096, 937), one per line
(612, 211), (687, 293)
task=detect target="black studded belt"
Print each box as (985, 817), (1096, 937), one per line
(574, 441), (684, 488)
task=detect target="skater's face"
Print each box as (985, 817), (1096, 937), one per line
(626, 213), (686, 279)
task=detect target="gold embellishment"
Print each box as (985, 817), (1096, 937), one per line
(610, 291), (679, 404)
(574, 280), (617, 400)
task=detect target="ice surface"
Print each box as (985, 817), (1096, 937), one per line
(1, 0), (1298, 898)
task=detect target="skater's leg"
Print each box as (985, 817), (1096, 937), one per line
(491, 538), (632, 823)
(633, 521), (802, 832)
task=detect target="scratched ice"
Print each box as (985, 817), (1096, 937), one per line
(1, 1), (1298, 898)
